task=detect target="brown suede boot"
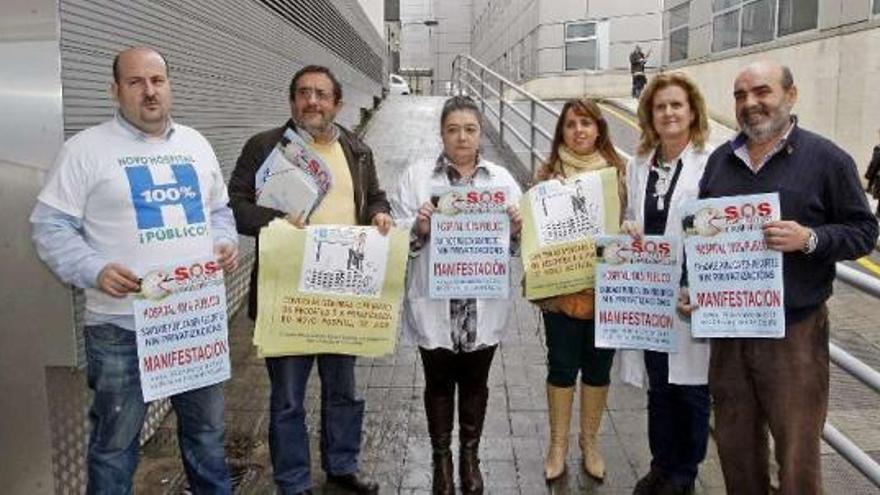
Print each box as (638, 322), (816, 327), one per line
(544, 384), (575, 480)
(425, 392), (454, 495)
(579, 385), (609, 481)
(458, 389), (488, 494)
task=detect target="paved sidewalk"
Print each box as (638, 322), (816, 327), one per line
(132, 96), (878, 494)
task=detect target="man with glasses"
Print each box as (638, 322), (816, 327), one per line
(228, 65), (392, 495)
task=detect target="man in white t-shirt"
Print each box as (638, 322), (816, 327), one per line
(31, 47), (238, 494)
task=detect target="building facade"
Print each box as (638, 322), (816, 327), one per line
(399, 0), (473, 94)
(663, 0), (880, 171)
(470, 0), (664, 81)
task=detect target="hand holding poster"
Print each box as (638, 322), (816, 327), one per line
(255, 221), (407, 357)
(520, 168), (620, 299)
(595, 235), (679, 352)
(256, 128), (333, 219)
(682, 193), (785, 338)
(429, 187), (510, 299)
(134, 257), (231, 402)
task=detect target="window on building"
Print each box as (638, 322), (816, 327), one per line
(668, 2), (690, 62)
(712, 9), (740, 52)
(778, 0), (818, 36)
(565, 22), (598, 70)
(742, 0), (775, 47)
(873, 0), (880, 15)
(711, 0), (818, 53)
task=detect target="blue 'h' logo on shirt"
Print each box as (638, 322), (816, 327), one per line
(125, 164), (205, 230)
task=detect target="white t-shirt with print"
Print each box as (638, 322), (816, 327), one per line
(38, 118), (229, 316)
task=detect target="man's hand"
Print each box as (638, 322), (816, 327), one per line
(416, 201), (434, 237)
(372, 212), (394, 236)
(215, 243), (239, 272)
(620, 220), (642, 240)
(286, 212), (306, 228)
(676, 287), (697, 316)
(763, 220), (810, 252)
(97, 263), (140, 298)
(507, 205), (523, 237)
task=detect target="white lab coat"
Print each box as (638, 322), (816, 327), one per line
(619, 142), (712, 387)
(390, 157), (523, 350)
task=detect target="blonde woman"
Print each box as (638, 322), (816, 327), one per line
(620, 72), (713, 495)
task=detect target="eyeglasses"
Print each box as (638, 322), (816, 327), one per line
(296, 86), (334, 102)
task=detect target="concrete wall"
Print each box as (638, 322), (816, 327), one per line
(661, 0), (880, 171)
(359, 0), (385, 39)
(399, 0), (471, 94)
(674, 27), (880, 173)
(470, 0), (662, 80)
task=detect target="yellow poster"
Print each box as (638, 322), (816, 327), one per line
(254, 220), (408, 357)
(520, 168), (620, 299)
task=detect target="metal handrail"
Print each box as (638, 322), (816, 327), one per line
(454, 52), (880, 488)
(453, 54), (561, 175)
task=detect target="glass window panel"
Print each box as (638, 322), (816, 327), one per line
(778, 0), (818, 36)
(566, 22), (596, 39)
(713, 0), (740, 12)
(670, 28), (689, 62)
(669, 2), (690, 30)
(565, 40), (597, 70)
(712, 10), (740, 52)
(742, 0), (776, 47)
(875, 0), (880, 15)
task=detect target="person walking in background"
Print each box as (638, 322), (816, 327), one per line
(630, 45), (649, 99)
(30, 46), (238, 494)
(686, 60), (877, 494)
(228, 65), (392, 495)
(619, 72), (714, 495)
(391, 96), (523, 495)
(535, 98), (626, 483)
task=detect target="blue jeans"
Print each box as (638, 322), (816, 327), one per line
(84, 324), (231, 495)
(644, 350), (710, 486)
(266, 354), (365, 494)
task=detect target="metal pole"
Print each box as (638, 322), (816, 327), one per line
(836, 262), (880, 298)
(479, 67), (486, 117)
(529, 99), (537, 176)
(823, 423), (880, 487)
(829, 342), (880, 393)
(498, 78), (505, 144)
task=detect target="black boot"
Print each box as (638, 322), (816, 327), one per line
(458, 388), (488, 494)
(425, 391), (454, 495)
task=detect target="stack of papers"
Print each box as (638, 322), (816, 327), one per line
(255, 128), (333, 220)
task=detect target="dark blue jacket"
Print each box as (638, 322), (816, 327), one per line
(699, 124), (878, 322)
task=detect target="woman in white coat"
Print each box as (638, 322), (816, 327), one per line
(390, 95), (523, 495)
(620, 72), (714, 495)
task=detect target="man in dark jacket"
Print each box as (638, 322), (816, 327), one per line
(228, 65), (391, 495)
(684, 61), (877, 494)
(864, 128), (880, 216)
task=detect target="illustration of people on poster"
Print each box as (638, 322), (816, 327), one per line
(519, 168), (620, 299)
(134, 257), (231, 402)
(682, 192), (785, 338)
(255, 221), (408, 357)
(595, 235), (679, 352)
(429, 186), (511, 299)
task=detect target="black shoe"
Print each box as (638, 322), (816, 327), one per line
(326, 473), (379, 494)
(293, 491), (313, 495)
(633, 469), (666, 495)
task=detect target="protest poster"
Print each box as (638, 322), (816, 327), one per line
(133, 257), (230, 402)
(255, 221), (407, 357)
(429, 186), (510, 299)
(520, 168), (620, 299)
(594, 235), (679, 352)
(682, 193), (785, 338)
(255, 128), (333, 219)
